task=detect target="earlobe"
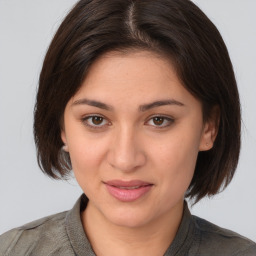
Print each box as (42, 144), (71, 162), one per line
(199, 106), (220, 151)
(199, 123), (217, 151)
(62, 144), (69, 152)
(61, 130), (69, 152)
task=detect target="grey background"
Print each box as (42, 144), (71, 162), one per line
(0, 0), (255, 241)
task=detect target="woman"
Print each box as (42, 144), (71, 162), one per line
(0, 0), (255, 255)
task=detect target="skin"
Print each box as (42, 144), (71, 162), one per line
(61, 50), (217, 256)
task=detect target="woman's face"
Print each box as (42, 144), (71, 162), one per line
(62, 50), (215, 228)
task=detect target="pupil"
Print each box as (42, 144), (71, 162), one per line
(153, 117), (164, 125)
(92, 116), (103, 125)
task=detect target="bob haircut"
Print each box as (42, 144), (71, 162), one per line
(34, 0), (241, 203)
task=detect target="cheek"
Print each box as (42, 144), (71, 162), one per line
(151, 127), (201, 190)
(67, 133), (109, 187)
(154, 133), (199, 170)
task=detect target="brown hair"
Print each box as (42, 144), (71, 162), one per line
(34, 0), (241, 203)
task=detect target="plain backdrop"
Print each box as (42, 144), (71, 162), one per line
(0, 0), (255, 241)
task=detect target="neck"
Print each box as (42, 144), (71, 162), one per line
(81, 200), (184, 256)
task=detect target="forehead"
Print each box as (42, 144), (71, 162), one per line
(70, 50), (198, 108)
(84, 50), (177, 85)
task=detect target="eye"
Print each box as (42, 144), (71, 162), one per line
(82, 115), (110, 129)
(146, 116), (174, 128)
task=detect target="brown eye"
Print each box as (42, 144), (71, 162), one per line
(92, 116), (103, 125)
(153, 117), (164, 126)
(82, 115), (109, 129)
(146, 116), (174, 128)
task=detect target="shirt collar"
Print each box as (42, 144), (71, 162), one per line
(65, 194), (196, 256)
(164, 201), (197, 255)
(66, 194), (96, 256)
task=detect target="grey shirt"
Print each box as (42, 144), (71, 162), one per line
(0, 194), (255, 256)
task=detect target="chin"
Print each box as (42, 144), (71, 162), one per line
(105, 205), (159, 229)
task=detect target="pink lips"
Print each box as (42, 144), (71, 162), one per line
(104, 180), (153, 202)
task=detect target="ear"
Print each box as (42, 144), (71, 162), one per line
(61, 129), (69, 152)
(199, 106), (220, 151)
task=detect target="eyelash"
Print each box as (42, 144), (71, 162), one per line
(146, 115), (174, 128)
(81, 115), (175, 130)
(82, 115), (110, 130)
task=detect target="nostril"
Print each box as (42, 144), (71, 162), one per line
(107, 131), (146, 171)
(107, 149), (146, 172)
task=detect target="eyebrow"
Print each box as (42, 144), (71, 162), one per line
(72, 99), (113, 111)
(139, 99), (184, 111)
(72, 98), (184, 111)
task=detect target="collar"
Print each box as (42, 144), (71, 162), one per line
(65, 194), (95, 256)
(164, 201), (197, 255)
(65, 194), (197, 256)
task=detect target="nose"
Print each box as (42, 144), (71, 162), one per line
(107, 126), (146, 172)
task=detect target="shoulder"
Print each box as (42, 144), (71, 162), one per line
(0, 211), (74, 256)
(192, 215), (256, 256)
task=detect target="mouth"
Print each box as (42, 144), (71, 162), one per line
(116, 185), (146, 190)
(103, 180), (153, 202)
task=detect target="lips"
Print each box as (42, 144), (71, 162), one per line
(104, 180), (153, 202)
